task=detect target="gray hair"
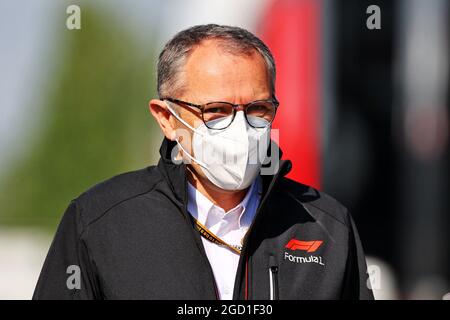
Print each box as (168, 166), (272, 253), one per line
(157, 24), (276, 98)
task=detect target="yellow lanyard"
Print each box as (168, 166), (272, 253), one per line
(193, 218), (243, 255)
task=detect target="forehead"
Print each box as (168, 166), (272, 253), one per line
(182, 39), (270, 103)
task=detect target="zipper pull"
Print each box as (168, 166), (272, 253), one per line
(268, 255), (279, 300)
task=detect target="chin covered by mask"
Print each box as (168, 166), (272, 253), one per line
(166, 102), (270, 191)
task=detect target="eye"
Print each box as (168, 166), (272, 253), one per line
(252, 104), (269, 111)
(247, 102), (272, 115)
(205, 107), (226, 114)
(204, 103), (233, 115)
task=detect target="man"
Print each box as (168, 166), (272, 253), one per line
(33, 24), (373, 300)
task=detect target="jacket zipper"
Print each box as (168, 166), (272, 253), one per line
(235, 160), (291, 300)
(268, 255), (279, 300)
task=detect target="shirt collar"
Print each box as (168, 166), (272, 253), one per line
(187, 176), (262, 230)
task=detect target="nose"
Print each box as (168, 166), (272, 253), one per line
(234, 104), (245, 112)
(232, 109), (247, 126)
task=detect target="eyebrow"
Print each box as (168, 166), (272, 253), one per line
(200, 95), (273, 105)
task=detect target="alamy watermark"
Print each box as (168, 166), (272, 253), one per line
(66, 5), (81, 30)
(366, 5), (381, 30)
(367, 264), (381, 290)
(170, 127), (280, 176)
(66, 264), (81, 290)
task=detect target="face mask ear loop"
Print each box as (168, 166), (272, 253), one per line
(174, 137), (209, 169)
(164, 101), (205, 137)
(164, 101), (209, 168)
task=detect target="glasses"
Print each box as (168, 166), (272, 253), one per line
(164, 97), (279, 130)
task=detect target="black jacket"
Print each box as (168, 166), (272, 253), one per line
(33, 138), (374, 300)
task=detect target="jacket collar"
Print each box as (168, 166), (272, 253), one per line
(157, 138), (187, 207)
(156, 137), (292, 214)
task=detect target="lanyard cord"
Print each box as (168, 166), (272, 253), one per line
(193, 218), (242, 255)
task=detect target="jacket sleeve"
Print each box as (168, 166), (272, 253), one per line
(341, 211), (375, 300)
(33, 200), (100, 299)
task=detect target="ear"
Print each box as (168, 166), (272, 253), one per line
(149, 99), (177, 141)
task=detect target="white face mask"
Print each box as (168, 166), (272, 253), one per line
(166, 102), (270, 191)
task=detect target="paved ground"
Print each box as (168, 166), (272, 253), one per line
(0, 228), (51, 299)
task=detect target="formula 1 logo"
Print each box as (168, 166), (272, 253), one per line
(285, 239), (323, 253)
(284, 239), (325, 266)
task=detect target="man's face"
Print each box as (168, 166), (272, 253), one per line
(161, 39), (271, 192)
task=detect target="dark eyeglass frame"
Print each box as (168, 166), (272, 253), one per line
(163, 97), (279, 130)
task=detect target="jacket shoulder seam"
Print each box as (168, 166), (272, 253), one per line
(305, 201), (350, 230)
(78, 177), (164, 235)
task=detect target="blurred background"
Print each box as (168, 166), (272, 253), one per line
(0, 0), (448, 299)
